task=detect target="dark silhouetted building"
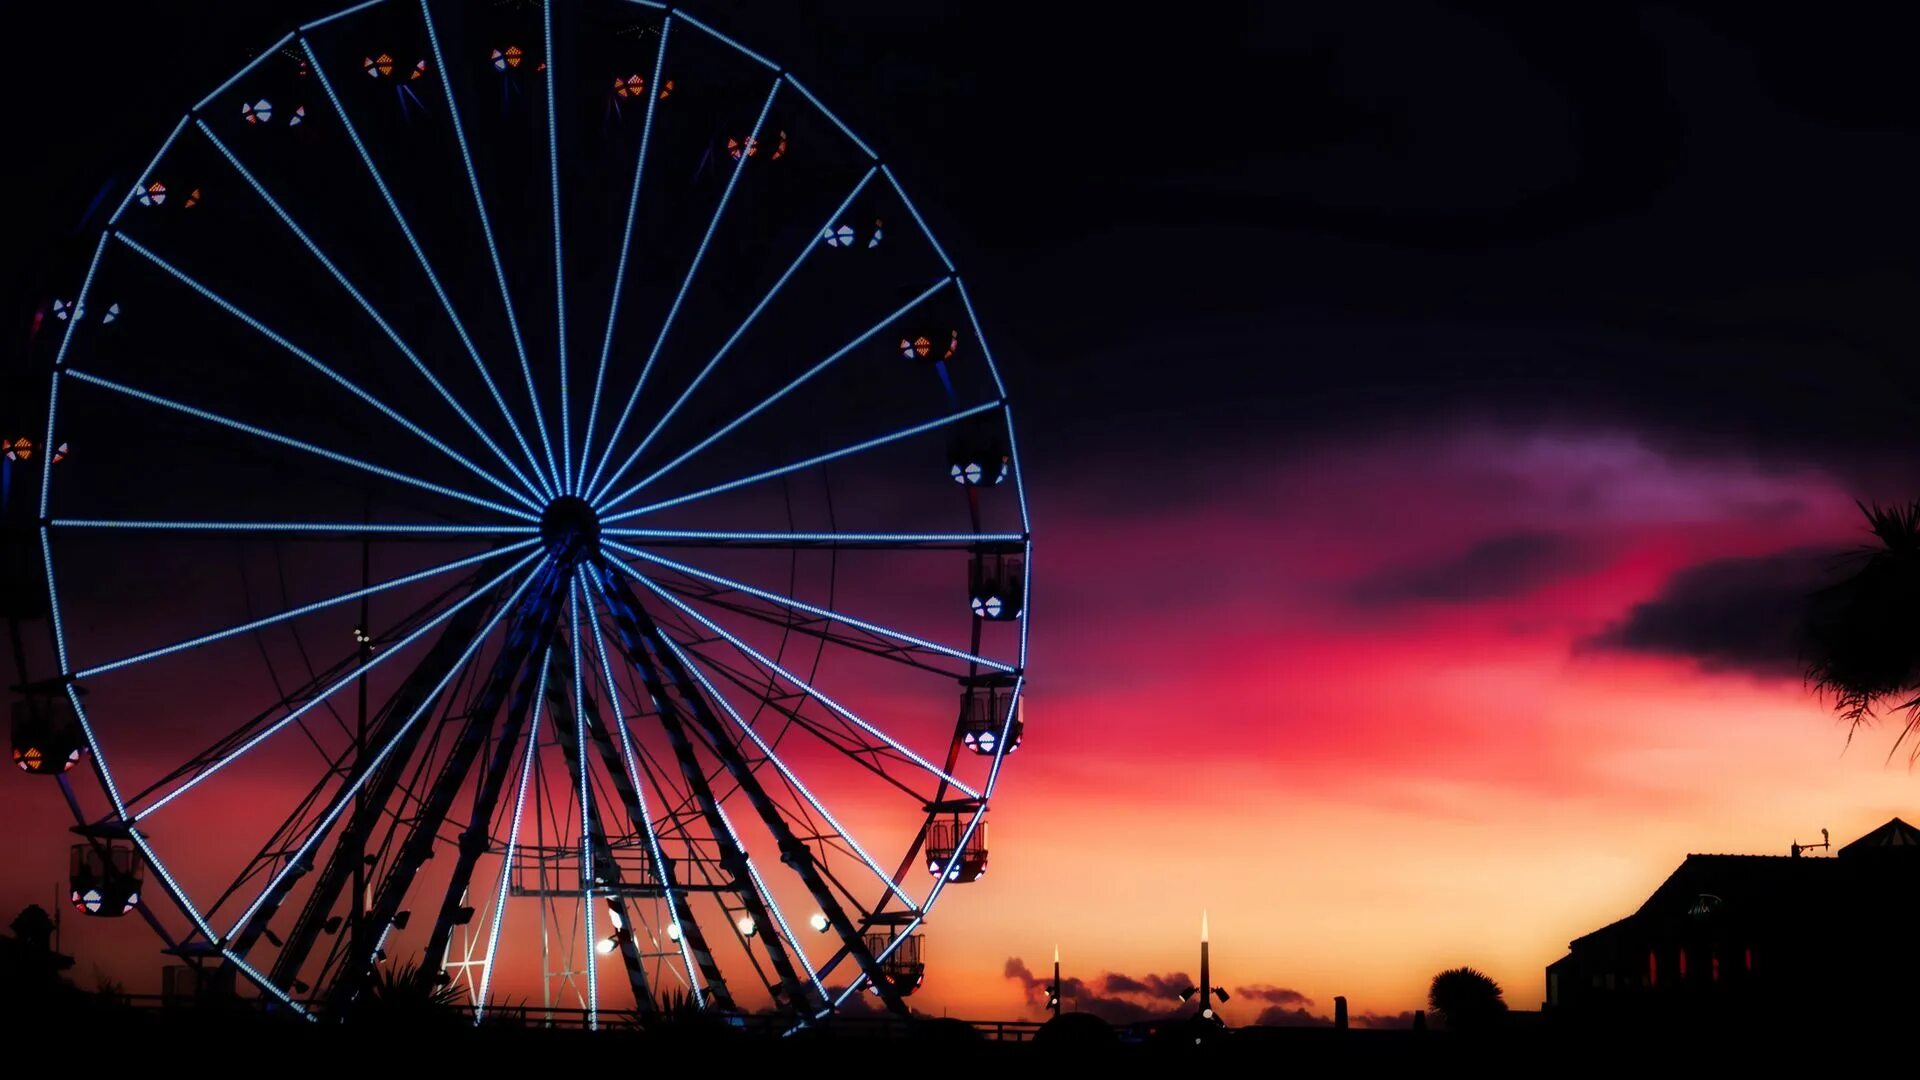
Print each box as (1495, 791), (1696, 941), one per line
(1545, 818), (1920, 1025)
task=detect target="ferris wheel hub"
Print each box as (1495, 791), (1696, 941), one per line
(539, 495), (601, 567)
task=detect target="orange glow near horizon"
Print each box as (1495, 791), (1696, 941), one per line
(4, 423), (1913, 1025)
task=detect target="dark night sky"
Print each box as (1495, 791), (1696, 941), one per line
(9, 2), (1916, 496)
(4, 1), (1917, 1020)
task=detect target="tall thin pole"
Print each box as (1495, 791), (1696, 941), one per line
(1048, 944), (1061, 1018)
(350, 495), (371, 978)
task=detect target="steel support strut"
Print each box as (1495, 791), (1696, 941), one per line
(327, 563), (567, 1010)
(418, 645), (548, 981)
(572, 625), (735, 1010)
(537, 631), (657, 1014)
(595, 562), (909, 1017)
(242, 566), (510, 978)
(589, 563), (814, 1011)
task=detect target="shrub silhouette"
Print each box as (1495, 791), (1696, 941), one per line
(1428, 967), (1507, 1032)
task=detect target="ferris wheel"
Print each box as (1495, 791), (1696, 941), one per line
(3, 0), (1028, 1027)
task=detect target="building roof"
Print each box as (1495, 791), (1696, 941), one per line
(1565, 818), (1918, 951)
(1838, 816), (1920, 855)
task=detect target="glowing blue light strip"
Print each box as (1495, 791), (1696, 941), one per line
(606, 540), (1012, 673)
(675, 10), (779, 71)
(193, 121), (548, 506)
(703, 792), (826, 1006)
(220, 946), (313, 1017)
(77, 540), (537, 679)
(34, 227), (318, 1018)
(53, 519), (536, 535)
(228, 559), (546, 939)
(781, 73), (875, 160)
(582, 577), (703, 1004)
(605, 528), (1019, 546)
(616, 563), (976, 797)
(880, 166), (953, 273)
(302, 36), (554, 502)
(194, 32), (295, 112)
(545, 0), (572, 495)
(602, 400), (999, 525)
(63, 369), (536, 522)
(590, 168), (876, 502)
(42, 229), (108, 520)
(570, 571), (598, 1028)
(578, 16), (671, 496)
(301, 0), (387, 32)
(595, 276), (953, 513)
(618, 0), (667, 9)
(583, 78), (782, 503)
(139, 550), (541, 823)
(474, 646), (550, 1021)
(420, 0), (561, 494)
(747, 860), (827, 1004)
(1003, 407), (1033, 669)
(657, 630), (919, 909)
(111, 115), (191, 225)
(116, 231), (538, 513)
(955, 278), (1007, 401)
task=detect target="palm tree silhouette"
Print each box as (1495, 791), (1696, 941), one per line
(1428, 967), (1507, 1031)
(1804, 500), (1920, 757)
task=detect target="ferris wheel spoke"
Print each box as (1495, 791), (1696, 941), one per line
(601, 399), (999, 525)
(51, 519), (536, 538)
(130, 549), (541, 825)
(73, 538), (537, 680)
(603, 527), (1019, 548)
(572, 14), (672, 495)
(583, 586), (711, 1004)
(418, 0), (562, 494)
(300, 36), (556, 502)
(657, 632), (919, 911)
(112, 231), (540, 513)
(593, 276), (954, 513)
(584, 166), (877, 505)
(191, 120), (550, 507)
(568, 575), (600, 1024)
(474, 646), (551, 1020)
(544, 0), (574, 495)
(608, 560), (978, 799)
(605, 538), (1014, 674)
(62, 369), (537, 522)
(578, 14), (670, 494)
(231, 557), (549, 948)
(580, 77), (781, 502)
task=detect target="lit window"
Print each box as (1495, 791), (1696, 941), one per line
(242, 98), (273, 124)
(289, 105), (307, 127)
(139, 181), (168, 207)
(365, 53), (395, 79)
(183, 188), (202, 209)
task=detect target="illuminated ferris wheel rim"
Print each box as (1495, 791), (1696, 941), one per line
(23, 0), (1031, 1027)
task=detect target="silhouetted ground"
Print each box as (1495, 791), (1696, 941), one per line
(3, 1003), (1894, 1069)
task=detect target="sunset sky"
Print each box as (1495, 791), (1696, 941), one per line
(4, 1), (1917, 1025)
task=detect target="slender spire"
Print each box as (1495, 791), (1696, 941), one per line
(1202, 908), (1209, 943)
